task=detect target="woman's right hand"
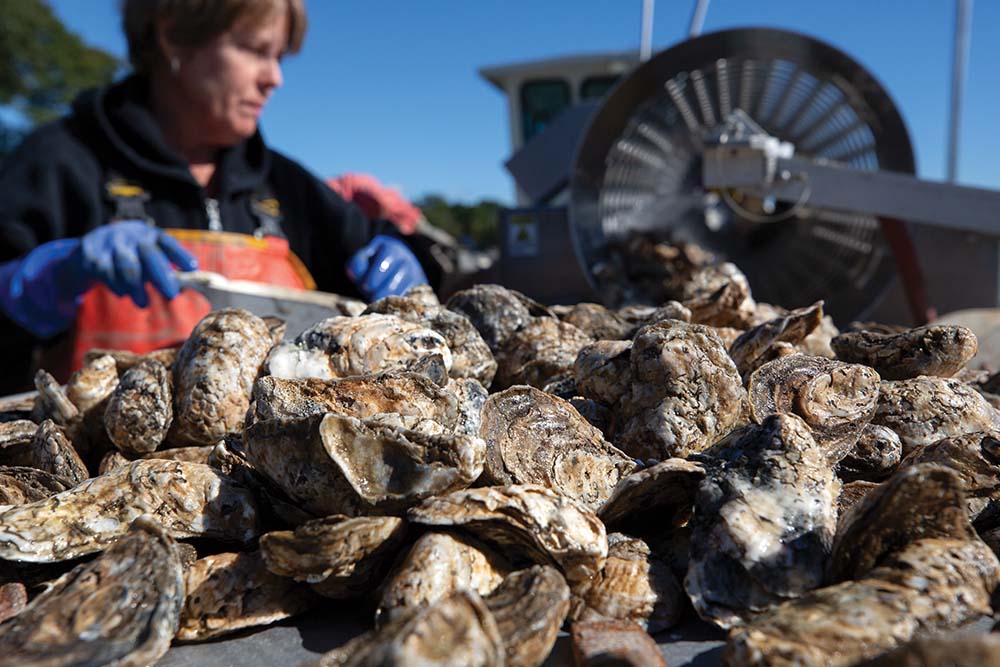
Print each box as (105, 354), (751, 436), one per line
(0, 222), (198, 338)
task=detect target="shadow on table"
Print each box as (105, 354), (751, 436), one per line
(295, 603), (370, 654)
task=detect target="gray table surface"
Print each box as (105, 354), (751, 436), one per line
(156, 604), (728, 667)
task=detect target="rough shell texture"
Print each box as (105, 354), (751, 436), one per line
(571, 619), (667, 667)
(31, 369), (78, 426)
(244, 413), (484, 517)
(686, 414), (841, 629)
(84, 347), (178, 374)
(0, 460), (258, 562)
(728, 302), (824, 380)
(445, 284), (548, 354)
(364, 293), (497, 386)
(479, 386), (636, 510)
(171, 309), (274, 446)
(873, 377), (1000, 455)
(248, 372), (460, 431)
(684, 275), (756, 329)
(306, 590), (504, 667)
(0, 420), (88, 486)
(598, 458), (706, 532)
(176, 550), (315, 642)
(832, 325), (978, 381)
(104, 358), (173, 455)
(496, 317), (594, 390)
(573, 340), (634, 407)
(615, 320), (745, 460)
(484, 565), (570, 667)
(0, 583), (26, 624)
(407, 484), (608, 583)
(858, 633), (1000, 667)
(445, 377), (489, 437)
(65, 353), (119, 415)
(377, 530), (511, 624)
(0, 517), (184, 667)
(749, 354), (881, 464)
(897, 433), (1000, 523)
(260, 515), (407, 598)
(267, 313), (452, 380)
(557, 303), (634, 340)
(569, 533), (684, 633)
(838, 424), (903, 482)
(0, 466), (73, 505)
(724, 537), (1000, 667)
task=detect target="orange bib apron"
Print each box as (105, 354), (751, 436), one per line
(49, 229), (315, 381)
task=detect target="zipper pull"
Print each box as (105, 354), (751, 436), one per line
(205, 198), (222, 231)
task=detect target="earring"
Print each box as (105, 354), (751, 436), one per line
(170, 56), (180, 74)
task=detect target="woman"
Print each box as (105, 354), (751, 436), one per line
(0, 0), (426, 391)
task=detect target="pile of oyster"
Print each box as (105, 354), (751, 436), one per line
(4, 254), (1000, 667)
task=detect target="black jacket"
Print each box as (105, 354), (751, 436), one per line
(0, 75), (377, 393)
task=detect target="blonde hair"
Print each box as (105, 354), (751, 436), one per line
(122, 0), (307, 73)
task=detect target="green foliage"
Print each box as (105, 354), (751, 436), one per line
(0, 0), (119, 152)
(417, 194), (502, 250)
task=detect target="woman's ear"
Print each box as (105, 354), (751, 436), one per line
(155, 16), (178, 70)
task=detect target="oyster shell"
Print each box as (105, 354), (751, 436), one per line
(377, 530), (511, 624)
(597, 458), (705, 532)
(873, 377), (1000, 455)
(838, 424), (903, 482)
(479, 386), (636, 509)
(568, 533), (684, 633)
(0, 460), (258, 562)
(364, 292), (497, 386)
(408, 484), (608, 582)
(0, 420), (88, 485)
(104, 358), (173, 455)
(571, 619), (667, 667)
(573, 340), (633, 407)
(616, 320), (744, 460)
(244, 412), (484, 517)
(260, 514), (407, 598)
(724, 537), (1000, 667)
(266, 313), (452, 381)
(748, 354), (881, 464)
(557, 302), (634, 340)
(831, 324), (978, 380)
(685, 278), (757, 329)
(838, 480), (881, 517)
(31, 369), (78, 426)
(0, 517), (184, 667)
(64, 354), (119, 442)
(686, 414), (840, 628)
(897, 432), (1000, 522)
(445, 377), (489, 437)
(176, 550), (315, 642)
(483, 565), (570, 667)
(728, 301), (824, 380)
(445, 284), (549, 354)
(171, 308), (274, 447)
(306, 590), (504, 667)
(0, 583), (26, 624)
(0, 466), (73, 505)
(828, 464), (972, 584)
(248, 372), (460, 430)
(83, 346), (178, 373)
(496, 317), (593, 390)
(858, 634), (1000, 667)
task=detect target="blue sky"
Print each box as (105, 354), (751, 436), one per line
(48, 1), (1000, 205)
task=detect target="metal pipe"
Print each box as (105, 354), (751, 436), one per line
(640, 0), (655, 62)
(946, 0), (973, 182)
(688, 0), (710, 38)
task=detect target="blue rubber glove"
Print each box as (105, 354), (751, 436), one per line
(346, 234), (428, 302)
(0, 221), (198, 338)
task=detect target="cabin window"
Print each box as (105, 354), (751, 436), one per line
(580, 75), (620, 100)
(520, 79), (571, 143)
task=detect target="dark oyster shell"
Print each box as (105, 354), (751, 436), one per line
(616, 320), (745, 460)
(0, 466), (73, 505)
(261, 514), (406, 599)
(0, 420), (88, 485)
(407, 484), (607, 583)
(728, 301), (823, 380)
(377, 530), (511, 624)
(496, 317), (594, 390)
(557, 302), (634, 340)
(569, 533), (684, 633)
(0, 517), (184, 667)
(479, 386), (636, 509)
(176, 550), (315, 642)
(484, 565), (570, 667)
(686, 414), (840, 628)
(573, 340), (633, 407)
(749, 354), (881, 464)
(832, 324), (978, 380)
(445, 284), (550, 353)
(104, 358), (173, 455)
(571, 619), (667, 667)
(598, 458), (705, 532)
(838, 424), (903, 482)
